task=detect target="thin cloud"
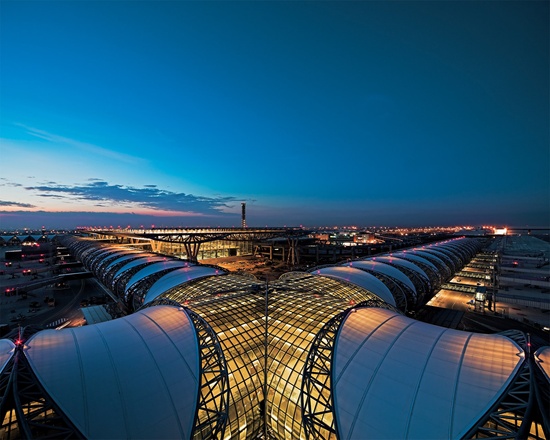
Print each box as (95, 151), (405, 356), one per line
(35, 194), (64, 199)
(0, 180), (23, 187)
(0, 200), (36, 208)
(19, 125), (146, 166)
(24, 181), (236, 215)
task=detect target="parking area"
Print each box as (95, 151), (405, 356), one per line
(0, 245), (116, 334)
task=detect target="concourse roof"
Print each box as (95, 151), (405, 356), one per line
(372, 256), (429, 285)
(143, 266), (225, 305)
(333, 307), (524, 440)
(535, 346), (550, 382)
(24, 306), (200, 439)
(345, 260), (417, 295)
(124, 259), (192, 294)
(312, 266), (396, 307)
(0, 339), (15, 373)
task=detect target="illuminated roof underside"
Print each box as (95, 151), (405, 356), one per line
(25, 306), (200, 439)
(0, 339), (15, 373)
(333, 307), (524, 439)
(313, 266), (396, 307)
(535, 346), (550, 382)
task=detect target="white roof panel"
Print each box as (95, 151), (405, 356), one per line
(0, 339), (15, 373)
(333, 308), (524, 440)
(125, 260), (193, 293)
(391, 251), (439, 272)
(347, 260), (417, 295)
(535, 346), (550, 382)
(112, 255), (166, 279)
(313, 266), (396, 307)
(411, 250), (447, 268)
(104, 252), (147, 271)
(372, 256), (429, 281)
(144, 266), (225, 304)
(25, 306), (200, 439)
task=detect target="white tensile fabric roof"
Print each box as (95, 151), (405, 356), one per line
(535, 346), (550, 382)
(391, 252), (439, 272)
(111, 255), (167, 279)
(410, 249), (447, 268)
(102, 252), (142, 269)
(371, 256), (429, 282)
(313, 266), (396, 307)
(25, 306), (200, 439)
(0, 339), (15, 373)
(143, 266), (225, 305)
(125, 259), (192, 294)
(333, 307), (524, 439)
(347, 260), (417, 295)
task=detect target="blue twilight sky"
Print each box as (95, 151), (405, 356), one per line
(0, 0), (548, 229)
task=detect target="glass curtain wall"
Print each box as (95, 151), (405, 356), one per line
(156, 273), (388, 440)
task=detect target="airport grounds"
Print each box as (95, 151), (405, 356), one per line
(0, 244), (115, 335)
(1, 235), (549, 347)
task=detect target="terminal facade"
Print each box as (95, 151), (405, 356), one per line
(1, 235), (548, 439)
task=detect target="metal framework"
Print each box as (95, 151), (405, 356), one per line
(359, 269), (409, 312)
(533, 348), (550, 439)
(377, 261), (427, 306)
(455, 270), (490, 280)
(84, 227), (310, 262)
(341, 265), (413, 313)
(142, 301), (230, 440)
(188, 308), (230, 440)
(468, 262), (496, 270)
(301, 300), (396, 440)
(300, 309), (346, 440)
(466, 330), (533, 439)
(128, 266), (185, 309)
(0, 339), (84, 439)
(395, 256), (441, 289)
(86, 227), (309, 244)
(412, 250), (453, 281)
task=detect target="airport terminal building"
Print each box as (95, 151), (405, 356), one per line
(1, 236), (548, 439)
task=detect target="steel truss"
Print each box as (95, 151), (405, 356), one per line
(301, 310), (346, 440)
(301, 300), (395, 440)
(0, 342), (84, 439)
(467, 330), (534, 439)
(365, 271), (408, 312)
(533, 348), (550, 439)
(142, 300), (230, 440)
(128, 267), (183, 309)
(0, 352), (16, 436)
(468, 262), (495, 270)
(87, 227), (310, 245)
(455, 270), (489, 280)
(187, 308), (230, 440)
(346, 267), (411, 312)
(86, 227), (309, 263)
